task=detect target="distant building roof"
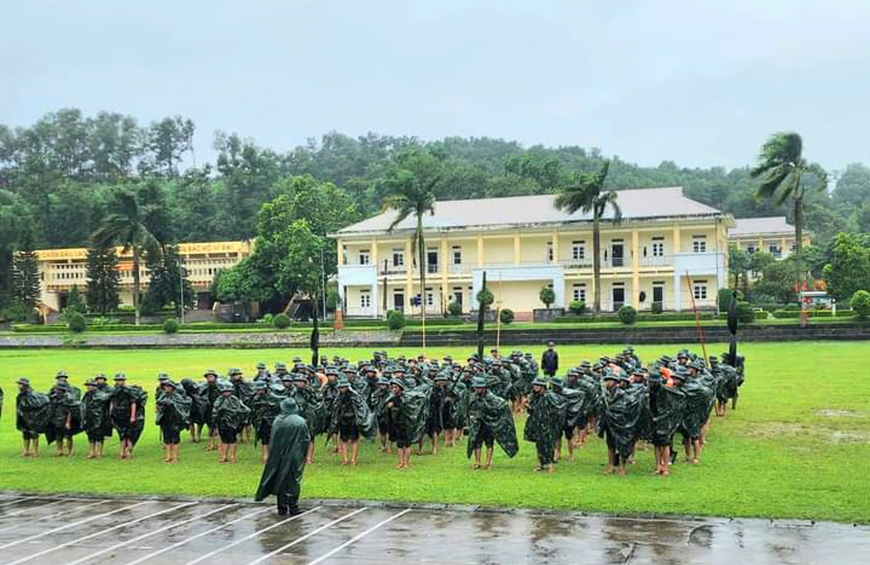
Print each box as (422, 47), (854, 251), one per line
(729, 217), (795, 238)
(336, 187), (728, 236)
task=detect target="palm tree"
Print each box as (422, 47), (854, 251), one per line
(554, 161), (621, 313)
(92, 188), (162, 325)
(750, 133), (827, 315)
(383, 169), (438, 354)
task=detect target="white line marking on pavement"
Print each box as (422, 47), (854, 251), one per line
(305, 509), (412, 565)
(0, 501), (59, 519)
(63, 504), (236, 565)
(4, 502), (197, 565)
(0, 500), (24, 509)
(0, 500), (112, 534)
(245, 508), (368, 565)
(123, 506), (273, 565)
(0, 501), (150, 550)
(181, 506), (323, 565)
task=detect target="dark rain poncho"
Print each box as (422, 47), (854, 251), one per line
(524, 390), (567, 464)
(381, 385), (431, 445)
(232, 379), (255, 410)
(444, 379), (468, 429)
(597, 386), (642, 460)
(181, 379), (209, 426)
(16, 389), (52, 434)
(426, 385), (445, 435)
(213, 394), (251, 432)
(714, 365), (740, 403)
(199, 381), (222, 426)
(555, 387), (585, 430)
(650, 384), (687, 446)
(255, 400), (311, 503)
(82, 387), (113, 440)
(250, 391), (284, 444)
(292, 386), (325, 436)
(371, 386), (392, 433)
(329, 388), (374, 439)
(111, 385), (147, 446)
(155, 391), (192, 430)
(466, 390), (519, 459)
(679, 378), (715, 440)
(46, 385), (83, 444)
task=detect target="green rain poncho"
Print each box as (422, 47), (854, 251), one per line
(650, 383), (687, 446)
(255, 399), (311, 503)
(249, 390), (284, 444)
(554, 387), (585, 430)
(213, 394), (251, 431)
(597, 386), (642, 460)
(292, 385), (325, 436)
(523, 390), (567, 465)
(679, 378), (715, 440)
(111, 385), (148, 446)
(329, 388), (374, 439)
(82, 386), (113, 440)
(380, 384), (431, 445)
(714, 364), (740, 404)
(181, 379), (209, 426)
(45, 384), (83, 444)
(16, 388), (52, 434)
(155, 390), (192, 430)
(466, 390), (519, 459)
(444, 379), (468, 429)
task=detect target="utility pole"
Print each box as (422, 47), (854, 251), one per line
(179, 256), (185, 324)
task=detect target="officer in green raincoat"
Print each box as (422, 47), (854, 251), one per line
(255, 398), (311, 516)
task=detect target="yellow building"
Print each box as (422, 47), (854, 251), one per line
(36, 241), (252, 312)
(332, 187), (733, 319)
(729, 216), (809, 259)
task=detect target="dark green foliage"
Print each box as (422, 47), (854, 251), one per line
(718, 288), (744, 312)
(850, 290), (870, 319)
(650, 301), (663, 314)
(326, 289), (342, 312)
(568, 300), (586, 314)
(0, 300), (32, 322)
(539, 286), (555, 308)
(67, 284), (86, 314)
(387, 309), (406, 330)
(272, 313), (291, 329)
(553, 312), (717, 323)
(163, 318), (180, 334)
(476, 287), (494, 309)
(735, 301), (756, 324)
(500, 308), (514, 324)
(67, 311), (87, 333)
(823, 233), (870, 301)
(12, 228), (40, 309)
(142, 244), (195, 317)
(618, 304), (637, 325)
(447, 301), (462, 316)
(85, 244), (121, 314)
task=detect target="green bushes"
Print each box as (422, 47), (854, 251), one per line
(476, 288), (494, 309)
(447, 301), (462, 317)
(851, 290), (870, 319)
(568, 300), (586, 314)
(650, 301), (663, 314)
(257, 313), (274, 325)
(0, 300), (32, 323)
(499, 308), (514, 324)
(618, 305), (637, 325)
(387, 309), (406, 330)
(67, 312), (87, 333)
(552, 311), (717, 324)
(735, 301), (756, 324)
(771, 309), (852, 319)
(718, 288), (744, 312)
(163, 318), (180, 334)
(539, 287), (555, 308)
(272, 313), (292, 329)
(754, 309), (770, 320)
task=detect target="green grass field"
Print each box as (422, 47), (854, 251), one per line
(1, 342), (868, 523)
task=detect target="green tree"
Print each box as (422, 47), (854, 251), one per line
(755, 258), (798, 304)
(751, 133), (827, 311)
(92, 188), (163, 325)
(728, 246), (752, 292)
(12, 227), (40, 310)
(67, 283), (86, 314)
(85, 243), (121, 314)
(822, 233), (870, 302)
(383, 149), (442, 352)
(553, 160), (620, 313)
(539, 286), (555, 308)
(143, 244), (195, 317)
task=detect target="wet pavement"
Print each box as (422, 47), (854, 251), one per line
(0, 495), (867, 564)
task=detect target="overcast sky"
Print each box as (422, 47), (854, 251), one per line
(2, 0), (868, 171)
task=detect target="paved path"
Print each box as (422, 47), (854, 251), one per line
(0, 495), (867, 564)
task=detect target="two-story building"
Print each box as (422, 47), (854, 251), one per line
(36, 241), (252, 312)
(729, 216), (807, 259)
(333, 187), (732, 319)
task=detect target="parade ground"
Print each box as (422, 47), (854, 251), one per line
(0, 494), (869, 565)
(1, 341), (869, 525)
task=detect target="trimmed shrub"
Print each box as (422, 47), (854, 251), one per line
(387, 309), (406, 330)
(500, 308), (514, 324)
(476, 288), (494, 309)
(163, 318), (180, 334)
(447, 301), (462, 317)
(0, 300), (32, 323)
(754, 309), (769, 320)
(650, 301), (663, 314)
(735, 301), (755, 324)
(257, 313), (274, 325)
(326, 289), (342, 312)
(851, 290), (870, 319)
(568, 300), (586, 314)
(272, 313), (292, 329)
(718, 288), (744, 312)
(539, 286), (556, 308)
(618, 305), (637, 325)
(67, 312), (87, 333)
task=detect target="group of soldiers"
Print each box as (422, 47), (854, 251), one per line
(7, 346), (745, 476)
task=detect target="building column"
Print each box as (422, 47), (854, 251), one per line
(551, 231), (559, 264)
(758, 236), (764, 252)
(780, 237), (787, 256)
(336, 238), (344, 266)
(370, 282), (378, 319)
(405, 237), (414, 311)
(631, 227), (640, 308)
(440, 236), (449, 311)
(672, 224), (681, 254)
(673, 271), (683, 312)
(370, 238), (378, 268)
(513, 233), (521, 265)
(477, 234), (484, 267)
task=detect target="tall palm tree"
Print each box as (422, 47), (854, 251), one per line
(383, 170), (438, 353)
(92, 188), (162, 325)
(554, 161), (621, 313)
(750, 133), (827, 313)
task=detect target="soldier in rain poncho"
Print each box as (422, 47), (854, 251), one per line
(597, 373), (642, 476)
(524, 376), (567, 473)
(213, 382), (250, 464)
(291, 373), (324, 465)
(110, 373), (147, 460)
(381, 378), (430, 470)
(371, 376), (393, 453)
(155, 379), (192, 464)
(82, 378), (113, 459)
(229, 368), (254, 443)
(649, 370), (687, 475)
(679, 365), (715, 464)
(46, 380), (82, 457)
(249, 381), (284, 464)
(550, 376), (585, 462)
(16, 378), (51, 458)
(330, 377), (372, 466)
(255, 398), (311, 516)
(466, 376), (519, 470)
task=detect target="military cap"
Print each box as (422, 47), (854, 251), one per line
(532, 376), (549, 387)
(434, 373), (449, 382)
(56, 370), (69, 379)
(293, 373), (308, 383)
(325, 367), (339, 376)
(95, 374), (107, 381)
(672, 367), (690, 382)
(157, 373), (170, 382)
(393, 366), (406, 374)
(114, 373), (127, 381)
(274, 362), (287, 370)
(579, 360), (592, 369)
(550, 377), (564, 389)
(377, 376), (391, 386)
(523, 352), (533, 358)
(292, 356), (303, 363)
(253, 381), (267, 391)
(471, 376), (488, 388)
(280, 373), (295, 382)
(337, 376), (350, 388)
(364, 365), (377, 373)
(162, 379), (178, 389)
(256, 362), (267, 370)
(17, 378), (30, 386)
(229, 368), (242, 375)
(293, 362), (307, 372)
(204, 368), (218, 377)
(602, 373), (620, 382)
(218, 382), (234, 393)
(84, 379), (97, 387)
(390, 378), (405, 390)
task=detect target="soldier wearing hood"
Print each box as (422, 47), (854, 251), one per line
(213, 382), (250, 464)
(16, 378), (49, 458)
(255, 398), (311, 516)
(82, 378), (113, 459)
(524, 377), (567, 473)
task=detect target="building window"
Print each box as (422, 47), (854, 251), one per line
(692, 236), (707, 253)
(652, 283), (665, 304)
(452, 246), (462, 265)
(546, 241), (554, 262)
(572, 284), (587, 303)
(359, 250), (370, 265)
(392, 250), (404, 267)
(693, 281), (708, 301)
(571, 241), (586, 261)
(360, 291), (371, 309)
(651, 237), (664, 257)
(425, 287), (434, 306)
(747, 245), (756, 254)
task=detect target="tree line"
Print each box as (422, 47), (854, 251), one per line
(2, 108), (870, 321)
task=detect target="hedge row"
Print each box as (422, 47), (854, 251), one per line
(771, 309), (854, 319)
(552, 312), (717, 324)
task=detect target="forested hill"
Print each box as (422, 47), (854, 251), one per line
(1, 109), (869, 254)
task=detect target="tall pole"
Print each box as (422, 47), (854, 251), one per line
(320, 246), (327, 318)
(179, 254), (185, 324)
